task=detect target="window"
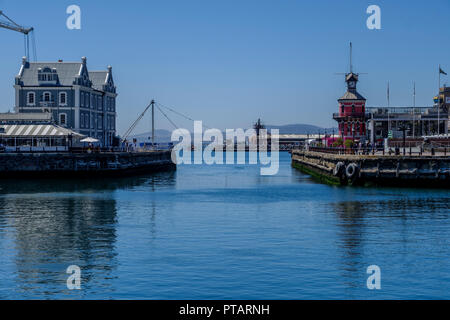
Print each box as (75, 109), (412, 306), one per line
(27, 92), (35, 105)
(98, 115), (103, 129)
(59, 92), (67, 106)
(85, 114), (89, 128)
(38, 67), (57, 82)
(351, 104), (355, 113)
(59, 113), (67, 125)
(81, 113), (85, 128)
(43, 92), (51, 102)
(81, 92), (84, 107)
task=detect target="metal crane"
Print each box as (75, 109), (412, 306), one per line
(0, 10), (36, 60)
(122, 100), (155, 146)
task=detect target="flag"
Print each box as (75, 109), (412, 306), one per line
(440, 67), (447, 75)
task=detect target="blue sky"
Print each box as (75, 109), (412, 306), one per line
(0, 0), (449, 134)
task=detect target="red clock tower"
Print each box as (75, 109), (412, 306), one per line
(333, 45), (368, 141)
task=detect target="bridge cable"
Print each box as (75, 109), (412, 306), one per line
(156, 102), (213, 129)
(156, 105), (179, 130)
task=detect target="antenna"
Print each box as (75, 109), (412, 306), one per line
(334, 43), (367, 76)
(350, 42), (353, 73)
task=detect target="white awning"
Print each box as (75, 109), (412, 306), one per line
(0, 124), (84, 138)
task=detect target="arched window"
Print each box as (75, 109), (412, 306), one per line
(351, 104), (355, 113)
(59, 113), (67, 125)
(43, 92), (51, 102)
(59, 92), (67, 106)
(38, 67), (57, 82)
(27, 92), (35, 105)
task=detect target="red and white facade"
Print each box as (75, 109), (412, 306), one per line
(333, 73), (368, 140)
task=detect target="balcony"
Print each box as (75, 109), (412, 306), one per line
(333, 112), (369, 120)
(39, 101), (56, 108)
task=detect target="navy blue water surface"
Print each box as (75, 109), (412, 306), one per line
(0, 152), (449, 299)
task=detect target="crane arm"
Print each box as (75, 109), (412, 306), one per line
(0, 10), (33, 34)
(121, 100), (154, 142)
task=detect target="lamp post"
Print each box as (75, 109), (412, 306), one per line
(399, 123), (408, 156)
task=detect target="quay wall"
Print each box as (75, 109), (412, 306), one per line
(0, 150), (175, 178)
(291, 149), (450, 187)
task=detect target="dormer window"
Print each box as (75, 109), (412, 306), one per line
(38, 67), (58, 84)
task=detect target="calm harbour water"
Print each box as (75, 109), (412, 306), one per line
(0, 152), (449, 300)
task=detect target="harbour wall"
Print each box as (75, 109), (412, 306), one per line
(291, 149), (450, 188)
(0, 150), (175, 178)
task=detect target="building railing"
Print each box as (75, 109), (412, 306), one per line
(366, 106), (434, 114)
(307, 144), (450, 156)
(39, 101), (56, 107)
(333, 112), (368, 118)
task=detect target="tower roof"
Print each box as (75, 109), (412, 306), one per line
(345, 72), (359, 82)
(338, 91), (366, 101)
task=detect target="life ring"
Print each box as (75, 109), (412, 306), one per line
(345, 163), (359, 179)
(333, 162), (345, 176)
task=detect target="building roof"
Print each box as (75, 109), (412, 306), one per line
(19, 62), (82, 86)
(0, 113), (52, 121)
(339, 91), (366, 101)
(16, 57), (115, 93)
(345, 72), (359, 82)
(90, 71), (108, 90)
(0, 124), (84, 137)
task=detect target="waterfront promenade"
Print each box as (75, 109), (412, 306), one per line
(0, 149), (175, 178)
(292, 148), (450, 187)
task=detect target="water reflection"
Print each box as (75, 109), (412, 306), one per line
(332, 201), (366, 290)
(0, 172), (176, 299)
(0, 170), (177, 194)
(330, 195), (450, 296)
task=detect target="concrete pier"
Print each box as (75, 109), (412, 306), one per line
(291, 149), (450, 188)
(0, 150), (175, 178)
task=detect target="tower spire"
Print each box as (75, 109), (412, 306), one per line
(349, 42), (353, 73)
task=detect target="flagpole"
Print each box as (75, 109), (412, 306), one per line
(387, 81), (390, 133)
(413, 81), (415, 138)
(438, 65), (440, 135)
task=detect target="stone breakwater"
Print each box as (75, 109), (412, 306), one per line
(0, 150), (175, 178)
(291, 150), (450, 188)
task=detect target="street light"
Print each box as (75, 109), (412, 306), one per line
(398, 123), (409, 156)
